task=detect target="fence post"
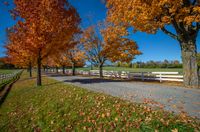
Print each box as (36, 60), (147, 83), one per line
(128, 73), (130, 79)
(0, 74), (2, 83)
(159, 73), (162, 83)
(141, 72), (144, 81)
(3, 74), (5, 82)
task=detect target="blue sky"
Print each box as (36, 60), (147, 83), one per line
(0, 0), (199, 62)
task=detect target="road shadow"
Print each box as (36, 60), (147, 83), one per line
(46, 73), (70, 77)
(46, 73), (184, 87)
(63, 78), (129, 84)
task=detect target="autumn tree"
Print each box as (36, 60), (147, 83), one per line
(64, 44), (85, 76)
(6, 43), (35, 77)
(107, 0), (200, 87)
(5, 25), (35, 77)
(82, 22), (141, 78)
(11, 0), (81, 86)
(49, 50), (71, 74)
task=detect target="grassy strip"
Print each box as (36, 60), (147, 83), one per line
(0, 72), (199, 131)
(0, 69), (17, 74)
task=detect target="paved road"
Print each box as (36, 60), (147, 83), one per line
(48, 74), (200, 119)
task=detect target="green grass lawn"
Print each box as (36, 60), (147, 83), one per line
(0, 69), (17, 74)
(0, 72), (199, 131)
(76, 67), (183, 73)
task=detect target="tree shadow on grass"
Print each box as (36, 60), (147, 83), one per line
(0, 77), (20, 107)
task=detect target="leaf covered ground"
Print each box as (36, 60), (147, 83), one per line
(0, 72), (199, 131)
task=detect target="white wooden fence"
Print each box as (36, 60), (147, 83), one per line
(58, 69), (183, 82)
(128, 72), (183, 82)
(0, 70), (22, 84)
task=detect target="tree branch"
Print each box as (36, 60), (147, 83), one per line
(161, 27), (178, 40)
(197, 23), (200, 30)
(192, 0), (197, 5)
(193, 23), (200, 31)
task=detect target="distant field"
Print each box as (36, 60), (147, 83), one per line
(76, 67), (183, 73)
(0, 69), (17, 74)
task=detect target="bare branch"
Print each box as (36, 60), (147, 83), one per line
(197, 23), (200, 30)
(193, 23), (200, 31)
(192, 0), (197, 5)
(161, 27), (178, 40)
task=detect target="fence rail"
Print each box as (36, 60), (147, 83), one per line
(0, 70), (23, 85)
(47, 69), (183, 83)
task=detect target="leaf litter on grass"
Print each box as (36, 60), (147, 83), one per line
(0, 72), (199, 131)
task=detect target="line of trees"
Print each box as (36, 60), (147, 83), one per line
(0, 58), (15, 69)
(3, 0), (199, 88)
(4, 0), (141, 85)
(115, 60), (182, 69)
(81, 22), (141, 78)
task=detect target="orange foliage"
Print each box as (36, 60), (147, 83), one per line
(82, 22), (141, 65)
(106, 0), (200, 87)
(107, 0), (200, 34)
(11, 0), (81, 60)
(6, 0), (81, 85)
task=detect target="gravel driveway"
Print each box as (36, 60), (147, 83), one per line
(48, 74), (200, 119)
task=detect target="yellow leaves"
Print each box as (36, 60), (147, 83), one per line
(193, 6), (200, 13)
(106, 112), (110, 117)
(171, 128), (178, 132)
(184, 16), (196, 25)
(107, 0), (199, 33)
(50, 120), (54, 124)
(155, 130), (159, 132)
(161, 16), (171, 24)
(101, 112), (111, 118)
(101, 113), (105, 118)
(79, 112), (85, 116)
(7, 0), (81, 68)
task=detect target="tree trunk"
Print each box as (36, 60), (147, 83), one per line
(91, 63), (93, 70)
(180, 40), (199, 88)
(43, 66), (46, 72)
(99, 64), (103, 78)
(56, 67), (59, 74)
(72, 63), (75, 76)
(29, 62), (32, 78)
(62, 65), (65, 74)
(37, 50), (42, 86)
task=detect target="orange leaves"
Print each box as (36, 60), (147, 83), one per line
(107, 0), (200, 34)
(102, 24), (141, 63)
(6, 0), (81, 69)
(13, 0), (80, 53)
(82, 22), (141, 67)
(161, 16), (171, 24)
